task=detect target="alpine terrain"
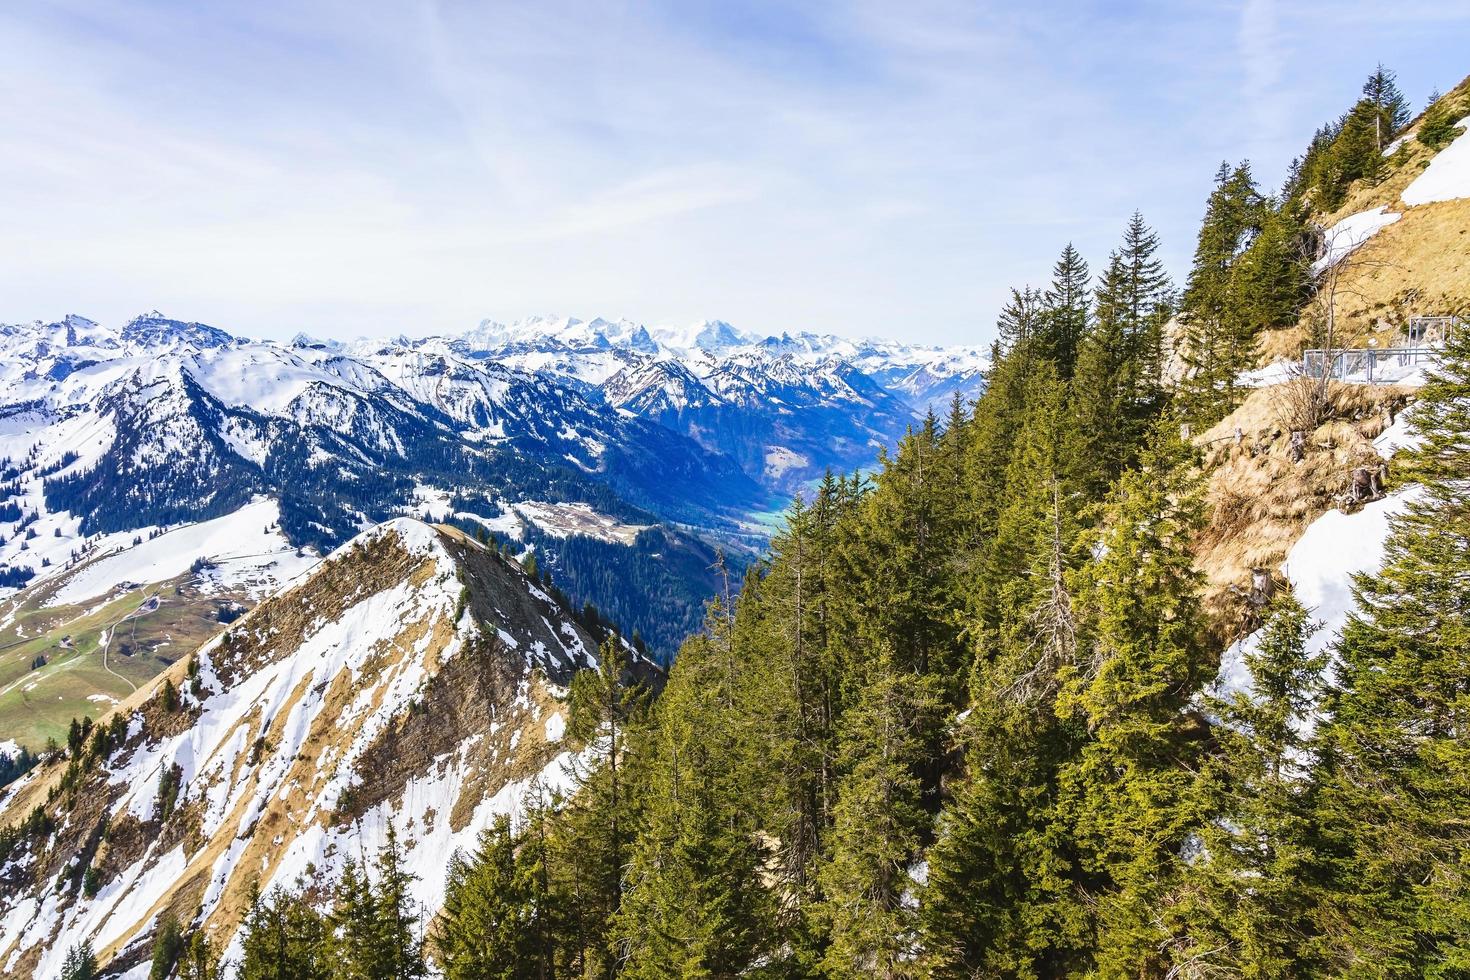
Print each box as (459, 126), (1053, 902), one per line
(1, 46), (1469, 980)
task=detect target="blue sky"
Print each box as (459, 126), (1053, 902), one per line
(1, 1), (1467, 346)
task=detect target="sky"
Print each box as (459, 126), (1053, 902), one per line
(1, 1), (1468, 347)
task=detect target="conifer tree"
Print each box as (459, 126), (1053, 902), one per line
(60, 941), (98, 980)
(437, 814), (550, 979)
(372, 825), (427, 979)
(1038, 244), (1091, 378)
(1361, 63), (1410, 150)
(996, 286), (1045, 358)
(148, 912), (184, 980)
(1419, 95), (1465, 150)
(1310, 325), (1470, 974)
(178, 932), (223, 980)
(238, 882), (331, 980)
(558, 638), (649, 976)
(1073, 212), (1173, 490)
(329, 859), (382, 979)
(1179, 162), (1265, 426)
(1056, 424), (1213, 974)
(1190, 593), (1325, 976)
(923, 374), (1092, 975)
(818, 658), (943, 977)
(616, 624), (775, 976)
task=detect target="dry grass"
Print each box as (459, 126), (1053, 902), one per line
(1256, 197), (1470, 363)
(1252, 72), (1470, 364)
(1193, 381), (1413, 634)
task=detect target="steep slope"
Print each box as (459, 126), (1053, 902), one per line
(1259, 72), (1470, 362)
(0, 518), (641, 977)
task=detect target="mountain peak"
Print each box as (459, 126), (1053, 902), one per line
(122, 312), (236, 349)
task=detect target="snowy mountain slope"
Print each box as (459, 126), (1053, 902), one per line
(0, 519), (647, 977)
(0, 312), (760, 665)
(0, 498), (317, 752)
(0, 312), (755, 546)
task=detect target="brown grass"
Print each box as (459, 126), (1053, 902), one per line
(1252, 72), (1470, 364)
(1193, 381), (1413, 634)
(1256, 198), (1470, 363)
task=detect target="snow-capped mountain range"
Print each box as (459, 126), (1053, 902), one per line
(0, 310), (984, 652)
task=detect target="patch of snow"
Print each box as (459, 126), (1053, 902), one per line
(1313, 207), (1401, 274)
(1217, 489), (1420, 699)
(1402, 117), (1470, 205)
(49, 499), (312, 606)
(1239, 359), (1298, 388)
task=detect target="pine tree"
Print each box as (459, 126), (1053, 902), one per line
(238, 882), (331, 980)
(616, 625), (776, 976)
(60, 941), (98, 980)
(178, 932), (223, 980)
(1189, 593), (1326, 976)
(1072, 212), (1173, 491)
(818, 659), (943, 977)
(149, 912), (184, 980)
(1179, 162), (1265, 426)
(1310, 325), (1470, 974)
(923, 383), (1092, 975)
(996, 286), (1045, 358)
(1056, 424), (1213, 974)
(437, 814), (550, 979)
(1361, 63), (1410, 151)
(372, 824), (427, 979)
(1038, 244), (1091, 378)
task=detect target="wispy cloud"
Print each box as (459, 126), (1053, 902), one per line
(0, 0), (1466, 343)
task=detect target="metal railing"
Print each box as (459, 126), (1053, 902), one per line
(1406, 316), (1460, 346)
(1302, 347), (1437, 384)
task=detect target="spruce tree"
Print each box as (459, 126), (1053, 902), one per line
(1179, 162), (1265, 426)
(1056, 424), (1213, 974)
(1310, 325), (1470, 974)
(372, 824), (427, 979)
(923, 373), (1092, 976)
(60, 941), (98, 980)
(996, 286), (1045, 358)
(1190, 593), (1326, 976)
(178, 932), (223, 980)
(329, 860), (382, 979)
(1361, 63), (1410, 150)
(616, 626), (775, 976)
(558, 638), (649, 977)
(818, 658), (943, 977)
(148, 913), (184, 980)
(1072, 212), (1173, 491)
(437, 815), (546, 979)
(238, 882), (331, 980)
(1038, 244), (1091, 378)
(1419, 96), (1465, 150)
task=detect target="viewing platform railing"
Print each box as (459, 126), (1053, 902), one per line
(1302, 347), (1437, 385)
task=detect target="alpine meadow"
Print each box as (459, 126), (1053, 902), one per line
(1, 6), (1470, 979)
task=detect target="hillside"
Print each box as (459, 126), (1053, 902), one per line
(0, 518), (648, 977)
(1259, 72), (1470, 361)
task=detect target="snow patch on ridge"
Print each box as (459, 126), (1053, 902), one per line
(1402, 117), (1470, 205)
